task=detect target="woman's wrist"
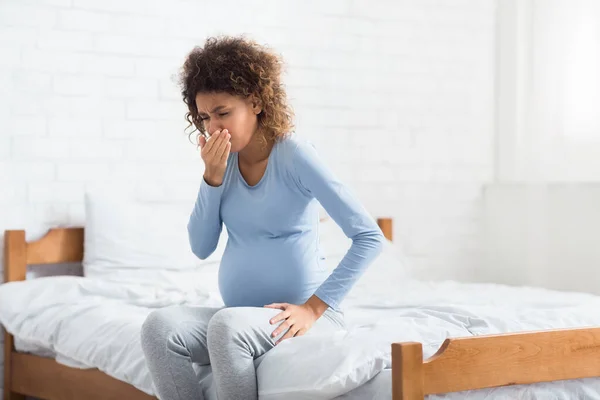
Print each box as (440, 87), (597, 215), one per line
(304, 295), (329, 318)
(203, 173), (223, 187)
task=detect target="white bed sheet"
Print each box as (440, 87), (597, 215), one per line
(3, 275), (600, 399)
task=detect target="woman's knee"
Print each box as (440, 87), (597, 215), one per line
(206, 308), (249, 346)
(142, 306), (213, 363)
(206, 307), (276, 346)
(207, 308), (236, 335)
(141, 308), (172, 350)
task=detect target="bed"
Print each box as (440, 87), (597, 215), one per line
(3, 216), (600, 400)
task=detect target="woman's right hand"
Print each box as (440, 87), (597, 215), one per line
(199, 129), (231, 187)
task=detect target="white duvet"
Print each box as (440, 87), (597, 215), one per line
(3, 265), (600, 399)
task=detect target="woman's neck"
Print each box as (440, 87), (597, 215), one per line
(238, 132), (274, 165)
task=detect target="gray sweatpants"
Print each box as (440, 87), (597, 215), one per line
(140, 305), (346, 400)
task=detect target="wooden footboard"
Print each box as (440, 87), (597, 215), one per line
(392, 327), (600, 399)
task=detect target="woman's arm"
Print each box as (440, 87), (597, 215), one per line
(187, 178), (224, 260)
(188, 129), (231, 260)
(291, 139), (385, 311)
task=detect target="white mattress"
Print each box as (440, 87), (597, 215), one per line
(4, 274), (600, 399)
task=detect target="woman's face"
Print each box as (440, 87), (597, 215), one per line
(195, 92), (261, 153)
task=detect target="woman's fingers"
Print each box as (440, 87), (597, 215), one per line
(269, 310), (291, 325)
(271, 319), (291, 337)
(294, 328), (307, 337)
(201, 130), (229, 168)
(265, 303), (289, 310)
(220, 142), (231, 163)
(204, 129), (221, 153)
(275, 326), (299, 345)
(215, 129), (231, 159)
(198, 135), (206, 149)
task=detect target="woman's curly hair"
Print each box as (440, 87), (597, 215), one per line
(179, 36), (294, 146)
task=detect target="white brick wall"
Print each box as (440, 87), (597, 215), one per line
(0, 0), (496, 391)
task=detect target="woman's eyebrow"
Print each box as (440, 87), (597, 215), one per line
(198, 105), (227, 117)
(211, 105), (227, 113)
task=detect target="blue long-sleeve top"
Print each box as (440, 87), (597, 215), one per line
(187, 132), (384, 311)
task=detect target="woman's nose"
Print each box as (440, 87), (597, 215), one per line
(206, 121), (224, 135)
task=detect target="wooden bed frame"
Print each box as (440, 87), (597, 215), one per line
(3, 218), (600, 400)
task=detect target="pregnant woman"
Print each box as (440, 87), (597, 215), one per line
(140, 35), (384, 400)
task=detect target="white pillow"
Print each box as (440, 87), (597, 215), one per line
(83, 191), (227, 289)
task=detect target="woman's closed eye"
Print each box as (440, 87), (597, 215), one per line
(200, 112), (229, 121)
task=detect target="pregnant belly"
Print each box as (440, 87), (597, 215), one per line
(218, 241), (326, 307)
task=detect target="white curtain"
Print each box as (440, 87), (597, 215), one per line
(487, 0), (600, 291)
(498, 0), (600, 181)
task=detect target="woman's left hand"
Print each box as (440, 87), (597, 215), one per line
(264, 302), (319, 345)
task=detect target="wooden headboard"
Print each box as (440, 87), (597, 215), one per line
(3, 218), (392, 284)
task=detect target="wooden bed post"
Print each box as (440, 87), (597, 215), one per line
(4, 230), (27, 283)
(3, 230), (27, 400)
(392, 342), (424, 400)
(376, 218), (393, 241)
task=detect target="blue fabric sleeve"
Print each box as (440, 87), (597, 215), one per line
(187, 178), (224, 260)
(291, 140), (385, 310)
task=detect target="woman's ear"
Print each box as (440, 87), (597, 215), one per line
(250, 96), (262, 115)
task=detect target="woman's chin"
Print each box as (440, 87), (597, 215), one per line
(229, 138), (253, 154)
(229, 141), (246, 154)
